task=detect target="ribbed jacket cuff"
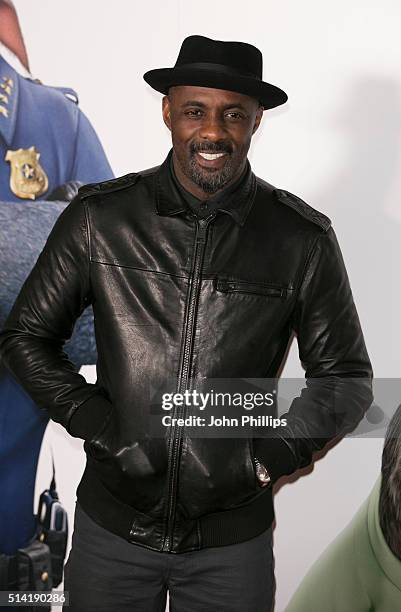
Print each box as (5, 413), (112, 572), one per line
(68, 394), (113, 441)
(253, 436), (297, 484)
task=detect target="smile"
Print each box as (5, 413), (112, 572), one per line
(198, 152), (227, 160)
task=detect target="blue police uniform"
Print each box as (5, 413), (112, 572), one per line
(0, 53), (114, 556)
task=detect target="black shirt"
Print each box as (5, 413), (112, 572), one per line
(169, 152), (250, 219)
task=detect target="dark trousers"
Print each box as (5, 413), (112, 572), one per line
(63, 501), (275, 611)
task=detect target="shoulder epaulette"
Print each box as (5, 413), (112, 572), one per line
(29, 79), (80, 104)
(52, 86), (79, 104)
(274, 189), (331, 231)
(78, 173), (140, 198)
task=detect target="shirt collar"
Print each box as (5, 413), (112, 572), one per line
(154, 148), (257, 226)
(0, 45), (31, 78)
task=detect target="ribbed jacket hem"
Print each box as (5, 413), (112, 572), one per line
(76, 457), (275, 553)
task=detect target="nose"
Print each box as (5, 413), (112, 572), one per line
(198, 112), (227, 142)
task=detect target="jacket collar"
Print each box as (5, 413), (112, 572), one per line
(154, 148), (257, 226)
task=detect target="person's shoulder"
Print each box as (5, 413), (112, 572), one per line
(275, 188), (331, 232)
(21, 75), (80, 106)
(256, 176), (331, 232)
(77, 163), (161, 200)
(77, 174), (140, 199)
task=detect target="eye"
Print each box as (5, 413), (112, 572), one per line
(185, 109), (203, 117)
(225, 111), (244, 120)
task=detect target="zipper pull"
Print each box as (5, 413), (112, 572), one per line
(196, 214), (215, 242)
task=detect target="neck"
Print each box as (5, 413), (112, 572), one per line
(172, 150), (246, 200)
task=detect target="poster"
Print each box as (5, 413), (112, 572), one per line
(0, 1), (400, 610)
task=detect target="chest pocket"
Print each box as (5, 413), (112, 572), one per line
(215, 278), (290, 298)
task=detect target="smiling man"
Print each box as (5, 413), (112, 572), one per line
(164, 84), (262, 198)
(0, 35), (373, 611)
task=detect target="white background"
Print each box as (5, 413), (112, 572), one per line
(12, 1), (401, 609)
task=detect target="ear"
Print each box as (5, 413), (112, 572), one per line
(162, 95), (172, 131)
(252, 105), (264, 135)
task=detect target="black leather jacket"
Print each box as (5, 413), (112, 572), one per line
(0, 148), (373, 553)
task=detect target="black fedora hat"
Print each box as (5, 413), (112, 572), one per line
(143, 35), (288, 110)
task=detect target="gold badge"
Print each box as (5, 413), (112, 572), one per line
(5, 146), (49, 200)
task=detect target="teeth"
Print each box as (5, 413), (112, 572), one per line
(198, 152), (226, 160)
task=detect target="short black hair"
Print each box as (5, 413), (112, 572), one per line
(379, 404), (401, 559)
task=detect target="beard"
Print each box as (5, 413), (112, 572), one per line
(173, 139), (248, 194)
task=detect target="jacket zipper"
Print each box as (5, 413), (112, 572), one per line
(162, 214), (215, 552)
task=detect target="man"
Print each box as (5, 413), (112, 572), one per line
(0, 0), (113, 564)
(0, 35), (373, 611)
(285, 404), (401, 611)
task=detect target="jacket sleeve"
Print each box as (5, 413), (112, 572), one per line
(253, 226), (373, 483)
(0, 193), (113, 441)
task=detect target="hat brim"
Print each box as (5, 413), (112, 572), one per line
(143, 66), (287, 110)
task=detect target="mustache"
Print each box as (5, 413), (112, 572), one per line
(190, 142), (233, 155)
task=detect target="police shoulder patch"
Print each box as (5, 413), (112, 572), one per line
(78, 173), (140, 199)
(274, 189), (331, 231)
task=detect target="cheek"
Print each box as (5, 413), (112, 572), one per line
(171, 118), (195, 137)
(172, 136), (188, 158)
(226, 125), (252, 144)
(171, 125), (194, 148)
(234, 132), (253, 153)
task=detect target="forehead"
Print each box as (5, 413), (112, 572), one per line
(168, 85), (259, 109)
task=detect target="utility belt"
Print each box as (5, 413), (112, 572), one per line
(0, 453), (68, 609)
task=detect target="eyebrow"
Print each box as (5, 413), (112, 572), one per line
(180, 100), (249, 112)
